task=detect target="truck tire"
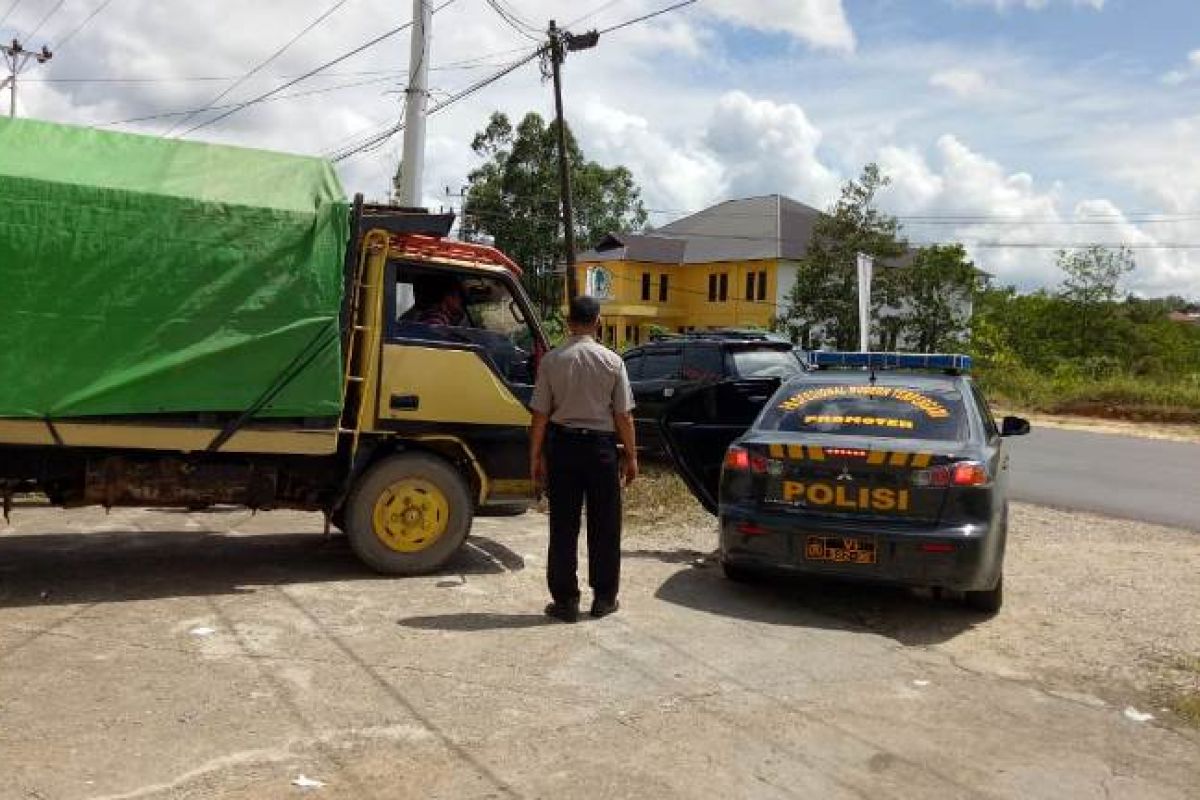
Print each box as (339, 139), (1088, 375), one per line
(345, 453), (474, 575)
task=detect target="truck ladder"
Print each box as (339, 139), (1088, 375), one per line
(337, 229), (390, 466)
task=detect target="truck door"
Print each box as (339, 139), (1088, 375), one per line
(377, 264), (546, 503)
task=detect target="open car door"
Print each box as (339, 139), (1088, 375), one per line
(658, 378), (781, 515)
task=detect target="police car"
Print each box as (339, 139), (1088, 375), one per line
(660, 352), (1030, 612)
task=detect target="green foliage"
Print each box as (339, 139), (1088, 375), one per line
(778, 163), (906, 349)
(897, 244), (988, 352)
(1055, 245), (1136, 358)
(461, 111), (648, 316)
(971, 254), (1200, 419)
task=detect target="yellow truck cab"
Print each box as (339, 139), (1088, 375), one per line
(0, 118), (546, 575)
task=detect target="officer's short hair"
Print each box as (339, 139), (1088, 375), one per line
(568, 295), (601, 325)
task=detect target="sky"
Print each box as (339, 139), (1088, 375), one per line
(5, 0), (1200, 297)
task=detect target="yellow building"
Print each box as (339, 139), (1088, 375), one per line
(574, 195), (822, 348)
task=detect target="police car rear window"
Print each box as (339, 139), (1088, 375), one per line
(757, 383), (969, 441)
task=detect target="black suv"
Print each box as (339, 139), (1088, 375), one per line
(623, 331), (803, 454)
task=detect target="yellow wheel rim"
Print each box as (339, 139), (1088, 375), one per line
(371, 478), (450, 553)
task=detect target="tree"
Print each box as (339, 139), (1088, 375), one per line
(1056, 245), (1136, 358)
(461, 111), (648, 315)
(896, 244), (987, 352)
(777, 163), (906, 349)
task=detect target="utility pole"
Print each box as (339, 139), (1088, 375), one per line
(397, 0), (432, 207)
(547, 20), (598, 300)
(1, 39), (53, 118)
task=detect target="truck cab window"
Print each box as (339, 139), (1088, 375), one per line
(392, 268), (540, 388)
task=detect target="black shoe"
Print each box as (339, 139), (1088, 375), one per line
(544, 601), (579, 623)
(590, 598), (619, 619)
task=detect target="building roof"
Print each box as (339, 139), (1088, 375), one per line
(578, 194), (822, 265)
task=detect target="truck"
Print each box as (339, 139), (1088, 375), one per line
(0, 117), (548, 574)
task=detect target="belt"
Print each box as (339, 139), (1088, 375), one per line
(551, 423), (615, 438)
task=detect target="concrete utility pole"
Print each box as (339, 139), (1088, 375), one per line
(1, 39), (53, 118)
(547, 20), (598, 300)
(397, 0), (432, 207)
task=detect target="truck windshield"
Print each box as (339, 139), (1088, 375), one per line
(757, 381), (969, 441)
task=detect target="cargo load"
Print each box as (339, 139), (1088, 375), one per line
(0, 117), (350, 420)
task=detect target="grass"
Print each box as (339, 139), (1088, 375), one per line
(624, 463), (713, 537)
(977, 367), (1200, 424)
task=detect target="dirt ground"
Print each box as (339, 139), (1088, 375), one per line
(1, 502), (1198, 799)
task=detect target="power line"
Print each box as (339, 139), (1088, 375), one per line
(98, 74), (399, 127)
(484, 0), (540, 40)
(177, 0), (457, 139)
(459, 205), (1200, 252)
(566, 0), (626, 28)
(326, 47), (543, 162)
(52, 0), (116, 48)
(165, 0), (352, 137)
(0, 0), (28, 28)
(598, 0), (700, 35)
(26, 0), (66, 38)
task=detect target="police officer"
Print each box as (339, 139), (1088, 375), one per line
(529, 295), (638, 622)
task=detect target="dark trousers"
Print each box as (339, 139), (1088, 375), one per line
(546, 426), (622, 605)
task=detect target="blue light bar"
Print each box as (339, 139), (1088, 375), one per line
(808, 351), (972, 372)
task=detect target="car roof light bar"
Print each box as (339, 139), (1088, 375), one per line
(808, 351), (972, 373)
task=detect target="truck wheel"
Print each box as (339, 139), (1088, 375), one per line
(345, 453), (473, 575)
(963, 573), (1004, 614)
(721, 560), (759, 584)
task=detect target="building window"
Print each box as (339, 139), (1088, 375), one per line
(757, 270), (767, 301)
(719, 273), (728, 302)
(745, 271), (756, 300)
(641, 273), (651, 301)
(633, 326), (641, 345)
(624, 325), (632, 342)
(708, 274), (717, 302)
(605, 325), (616, 345)
(659, 274), (669, 302)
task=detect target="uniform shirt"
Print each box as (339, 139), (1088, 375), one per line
(530, 334), (635, 432)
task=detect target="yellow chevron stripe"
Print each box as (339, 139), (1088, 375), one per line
(787, 444), (804, 460)
(807, 446), (825, 461)
(867, 450), (888, 465)
(909, 453), (933, 468)
(769, 443), (786, 459)
(888, 451), (910, 467)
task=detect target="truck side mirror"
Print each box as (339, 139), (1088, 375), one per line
(1001, 416), (1031, 437)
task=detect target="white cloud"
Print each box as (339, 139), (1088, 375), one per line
(955, 0), (1104, 10)
(702, 91), (841, 205)
(929, 68), (988, 97)
(1161, 48), (1200, 85)
(878, 135), (1198, 296)
(702, 0), (855, 53)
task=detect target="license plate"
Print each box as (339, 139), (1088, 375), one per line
(804, 535), (876, 565)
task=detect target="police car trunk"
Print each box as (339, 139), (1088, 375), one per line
(660, 353), (1007, 594)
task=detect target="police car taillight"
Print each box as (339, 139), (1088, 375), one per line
(912, 461), (990, 487)
(724, 446), (768, 474)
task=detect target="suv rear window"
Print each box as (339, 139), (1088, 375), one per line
(757, 382), (969, 441)
(730, 347), (801, 379)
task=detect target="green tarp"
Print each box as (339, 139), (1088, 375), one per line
(0, 117), (350, 420)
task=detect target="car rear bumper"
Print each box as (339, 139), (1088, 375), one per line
(718, 507), (1003, 592)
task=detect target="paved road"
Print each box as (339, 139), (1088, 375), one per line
(1008, 426), (1200, 531)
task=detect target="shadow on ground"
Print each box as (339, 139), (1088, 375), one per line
(0, 531), (523, 609)
(397, 612), (560, 631)
(655, 563), (985, 647)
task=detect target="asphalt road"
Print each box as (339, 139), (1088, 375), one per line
(1008, 426), (1200, 531)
